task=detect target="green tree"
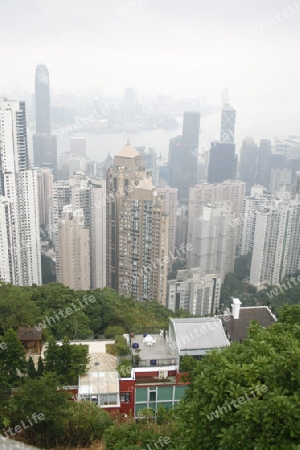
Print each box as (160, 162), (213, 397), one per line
(8, 373), (71, 448)
(44, 337), (89, 385)
(36, 356), (45, 377)
(0, 328), (27, 385)
(172, 308), (300, 449)
(0, 283), (39, 333)
(105, 325), (126, 338)
(63, 401), (112, 447)
(27, 357), (37, 378)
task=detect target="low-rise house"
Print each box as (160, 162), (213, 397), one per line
(221, 297), (277, 342)
(18, 327), (42, 355)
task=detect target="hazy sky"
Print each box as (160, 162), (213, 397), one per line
(1, 0), (300, 109)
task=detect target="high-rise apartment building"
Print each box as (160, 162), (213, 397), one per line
(269, 168), (292, 194)
(106, 143), (169, 304)
(238, 185), (272, 256)
(57, 206), (90, 290)
(156, 186), (177, 256)
(0, 99), (41, 285)
(167, 268), (221, 315)
(118, 177), (169, 305)
(71, 175), (106, 289)
(220, 104), (236, 143)
(250, 198), (300, 287)
(188, 180), (246, 224)
(187, 204), (236, 282)
(37, 168), (53, 227)
(239, 138), (258, 194)
(207, 142), (236, 183)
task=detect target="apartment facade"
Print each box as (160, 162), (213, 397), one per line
(58, 206), (90, 290)
(106, 143), (169, 304)
(0, 99), (41, 285)
(167, 268), (221, 315)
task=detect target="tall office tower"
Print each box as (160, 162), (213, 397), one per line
(250, 198), (300, 288)
(156, 186), (178, 255)
(35, 65), (51, 134)
(34, 65), (57, 178)
(256, 139), (272, 189)
(0, 99), (41, 285)
(168, 112), (200, 202)
(167, 268), (221, 315)
(221, 88), (230, 107)
(175, 205), (188, 250)
(33, 134), (57, 176)
(182, 111), (200, 151)
(239, 138), (258, 194)
(220, 104), (236, 143)
(271, 153), (286, 170)
(71, 176), (106, 289)
(207, 142), (236, 183)
(238, 185), (272, 256)
(269, 168), (292, 194)
(188, 180), (246, 224)
(106, 143), (168, 304)
(187, 204), (236, 282)
(57, 206), (90, 290)
(37, 168), (54, 228)
(70, 137), (86, 157)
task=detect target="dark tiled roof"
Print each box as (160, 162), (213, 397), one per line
(18, 327), (42, 341)
(222, 307), (276, 342)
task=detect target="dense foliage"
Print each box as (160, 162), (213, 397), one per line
(171, 305), (300, 449)
(0, 282), (191, 340)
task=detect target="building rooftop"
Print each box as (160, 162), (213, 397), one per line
(131, 333), (175, 367)
(221, 306), (276, 342)
(117, 142), (140, 158)
(170, 318), (229, 355)
(79, 371), (119, 396)
(18, 327), (42, 341)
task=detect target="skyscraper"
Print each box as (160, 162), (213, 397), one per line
(187, 204), (236, 282)
(0, 99), (41, 285)
(239, 138), (258, 194)
(188, 180), (246, 224)
(256, 139), (272, 189)
(57, 206), (90, 291)
(34, 65), (57, 178)
(33, 134), (57, 177)
(238, 185), (271, 256)
(106, 143), (169, 304)
(156, 186), (178, 256)
(250, 198), (300, 288)
(168, 112), (200, 202)
(220, 104), (236, 143)
(207, 142), (236, 183)
(71, 176), (106, 289)
(35, 65), (51, 135)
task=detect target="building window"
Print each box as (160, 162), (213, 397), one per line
(120, 392), (131, 402)
(149, 390), (156, 402)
